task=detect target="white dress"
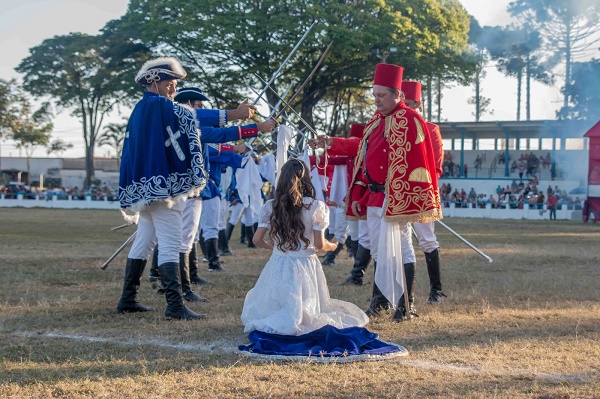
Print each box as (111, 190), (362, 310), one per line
(241, 198), (369, 336)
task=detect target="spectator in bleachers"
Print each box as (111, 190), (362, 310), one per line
(474, 155), (482, 171)
(498, 151), (505, 164)
(537, 192), (545, 209)
(542, 152), (551, 169)
(463, 163), (468, 178)
(468, 187), (476, 199)
(517, 160), (526, 181)
(510, 160), (517, 173)
(516, 194), (525, 209)
(453, 164), (460, 178)
(496, 185), (503, 197)
(511, 180), (518, 192)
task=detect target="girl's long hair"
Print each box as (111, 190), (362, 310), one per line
(269, 158), (316, 252)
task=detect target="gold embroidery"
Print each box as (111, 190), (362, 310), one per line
(414, 117), (425, 144)
(408, 167), (432, 183)
(380, 109), (442, 221)
(345, 114), (381, 219)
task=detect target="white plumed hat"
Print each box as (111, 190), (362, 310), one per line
(135, 57), (187, 85)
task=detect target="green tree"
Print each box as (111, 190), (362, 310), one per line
(16, 32), (150, 186)
(47, 139), (74, 157)
(465, 19), (493, 122)
(0, 79), (27, 138)
(9, 94), (54, 185)
(565, 60), (600, 121)
(108, 0), (472, 135)
(508, 0), (600, 114)
(482, 26), (552, 120)
(98, 120), (127, 168)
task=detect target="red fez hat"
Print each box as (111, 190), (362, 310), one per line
(373, 63), (404, 89)
(402, 81), (422, 102)
(349, 124), (365, 139)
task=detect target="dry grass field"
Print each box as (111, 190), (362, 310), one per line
(0, 208), (599, 398)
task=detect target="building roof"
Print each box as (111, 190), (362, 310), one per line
(438, 119), (596, 140)
(583, 120), (600, 138)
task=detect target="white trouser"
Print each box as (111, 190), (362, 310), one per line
(228, 202), (244, 225)
(179, 197), (203, 252)
(218, 197), (229, 231)
(412, 221), (439, 253)
(348, 219), (359, 240)
(366, 206), (415, 264)
(329, 206), (349, 243)
(128, 200), (185, 265)
(358, 219), (370, 250)
(328, 205), (335, 228)
(200, 196), (220, 240)
(241, 205), (257, 225)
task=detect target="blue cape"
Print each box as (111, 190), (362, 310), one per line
(119, 92), (206, 210)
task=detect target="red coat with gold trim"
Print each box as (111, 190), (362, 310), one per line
(348, 102), (442, 223)
(426, 122), (444, 179)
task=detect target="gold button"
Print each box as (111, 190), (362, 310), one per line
(380, 166), (383, 169)
(383, 149), (387, 153)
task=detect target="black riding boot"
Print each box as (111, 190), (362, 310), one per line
(117, 258), (156, 313)
(149, 246), (160, 283)
(180, 252), (209, 302)
(392, 262), (418, 322)
(189, 243), (214, 285)
(246, 225), (257, 248)
(365, 262), (391, 317)
(206, 238), (227, 272)
(226, 222), (236, 242)
(350, 240), (359, 259)
(338, 244), (371, 286)
(322, 242), (344, 266)
(239, 223), (246, 244)
(158, 262), (206, 320)
(425, 248), (446, 304)
(218, 229), (234, 256)
(345, 237), (357, 258)
(199, 231), (208, 262)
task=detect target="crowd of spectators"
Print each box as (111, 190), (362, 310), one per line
(0, 183), (118, 201)
(442, 153), (463, 178)
(442, 151), (554, 180)
(439, 178), (583, 211)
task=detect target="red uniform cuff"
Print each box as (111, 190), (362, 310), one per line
(219, 144), (234, 154)
(240, 125), (258, 139)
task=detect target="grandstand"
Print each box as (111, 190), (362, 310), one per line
(437, 119), (592, 188)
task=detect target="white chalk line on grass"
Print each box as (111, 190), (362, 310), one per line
(14, 331), (594, 382)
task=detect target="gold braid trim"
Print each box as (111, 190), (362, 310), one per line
(382, 110), (409, 215)
(343, 115), (381, 218)
(382, 109), (443, 220)
(383, 207), (444, 224)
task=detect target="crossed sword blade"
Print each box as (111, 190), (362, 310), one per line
(253, 74), (318, 138)
(251, 21), (317, 106)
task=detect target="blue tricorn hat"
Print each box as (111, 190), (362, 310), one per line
(135, 57), (187, 85)
(174, 87), (209, 103)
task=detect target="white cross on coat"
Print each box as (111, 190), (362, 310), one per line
(165, 126), (185, 161)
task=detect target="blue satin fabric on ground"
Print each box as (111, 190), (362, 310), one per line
(239, 325), (401, 357)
